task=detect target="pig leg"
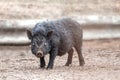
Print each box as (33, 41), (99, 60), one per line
(40, 57), (46, 68)
(75, 45), (85, 66)
(47, 48), (58, 69)
(65, 48), (74, 66)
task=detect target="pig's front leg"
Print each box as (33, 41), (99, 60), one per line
(47, 47), (58, 69)
(40, 56), (46, 68)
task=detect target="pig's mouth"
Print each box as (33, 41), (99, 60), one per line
(36, 51), (44, 58)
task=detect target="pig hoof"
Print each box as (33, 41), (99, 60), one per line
(40, 65), (45, 68)
(65, 63), (69, 66)
(46, 68), (52, 70)
(40, 66), (45, 69)
(80, 61), (85, 66)
(46, 66), (53, 70)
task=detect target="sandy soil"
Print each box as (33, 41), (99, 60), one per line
(0, 39), (120, 80)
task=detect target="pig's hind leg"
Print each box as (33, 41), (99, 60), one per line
(65, 48), (74, 66)
(74, 40), (85, 66)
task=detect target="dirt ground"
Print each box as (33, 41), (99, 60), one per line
(0, 39), (120, 80)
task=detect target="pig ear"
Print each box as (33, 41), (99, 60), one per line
(47, 31), (53, 37)
(27, 30), (32, 40)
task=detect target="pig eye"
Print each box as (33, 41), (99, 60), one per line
(44, 43), (47, 46)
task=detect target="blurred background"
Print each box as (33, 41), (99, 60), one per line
(0, 0), (120, 45)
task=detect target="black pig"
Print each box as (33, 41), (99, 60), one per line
(27, 18), (85, 69)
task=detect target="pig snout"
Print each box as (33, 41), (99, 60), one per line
(36, 51), (43, 57)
